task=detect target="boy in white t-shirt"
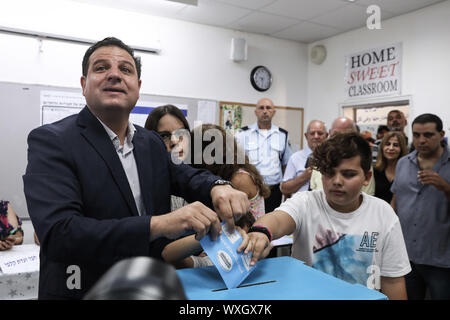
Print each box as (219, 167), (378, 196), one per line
(244, 132), (411, 300)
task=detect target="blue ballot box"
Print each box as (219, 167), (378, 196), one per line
(176, 256), (387, 300)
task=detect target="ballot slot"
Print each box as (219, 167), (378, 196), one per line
(211, 280), (276, 292)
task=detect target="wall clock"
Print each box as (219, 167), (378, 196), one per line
(250, 65), (272, 92)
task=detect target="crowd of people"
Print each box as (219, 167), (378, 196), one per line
(2, 37), (449, 301)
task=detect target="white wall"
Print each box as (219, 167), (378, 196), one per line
(306, 0), (450, 135)
(0, 0), (308, 106)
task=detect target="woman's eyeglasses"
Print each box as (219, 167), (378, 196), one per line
(157, 130), (185, 144)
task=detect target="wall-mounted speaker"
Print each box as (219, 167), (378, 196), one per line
(230, 38), (247, 62)
(310, 44), (327, 65)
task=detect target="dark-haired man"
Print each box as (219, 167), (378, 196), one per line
(244, 132), (411, 300)
(23, 37), (249, 299)
(391, 113), (450, 300)
(376, 125), (390, 140)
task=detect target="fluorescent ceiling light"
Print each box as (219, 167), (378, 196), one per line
(166, 0), (198, 6)
(0, 25), (160, 54)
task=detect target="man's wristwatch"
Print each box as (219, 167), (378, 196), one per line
(212, 179), (234, 188)
(248, 225), (272, 242)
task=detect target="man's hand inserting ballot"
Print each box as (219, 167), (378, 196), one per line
(211, 184), (250, 233)
(150, 201), (222, 241)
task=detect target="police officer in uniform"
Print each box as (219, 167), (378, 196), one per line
(235, 98), (292, 213)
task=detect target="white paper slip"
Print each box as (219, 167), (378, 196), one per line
(0, 244), (40, 274)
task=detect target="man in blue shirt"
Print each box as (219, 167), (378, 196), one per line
(281, 120), (327, 196)
(235, 98), (292, 213)
(391, 113), (450, 300)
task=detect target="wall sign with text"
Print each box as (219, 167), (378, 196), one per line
(345, 43), (402, 99)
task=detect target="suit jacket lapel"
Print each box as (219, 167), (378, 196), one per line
(77, 106), (140, 216)
(132, 128), (153, 216)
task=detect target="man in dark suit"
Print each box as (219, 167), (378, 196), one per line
(23, 37), (249, 299)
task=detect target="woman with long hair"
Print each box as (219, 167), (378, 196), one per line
(145, 105), (190, 210)
(144, 104), (190, 162)
(373, 131), (408, 203)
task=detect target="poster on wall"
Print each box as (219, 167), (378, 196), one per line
(344, 43), (402, 99)
(40, 90), (187, 126)
(40, 91), (85, 125)
(197, 100), (217, 125)
(220, 104), (242, 133)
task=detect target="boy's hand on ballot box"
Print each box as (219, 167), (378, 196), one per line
(247, 232), (273, 267)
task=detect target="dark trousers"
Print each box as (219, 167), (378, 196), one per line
(405, 261), (450, 300)
(264, 184), (282, 214)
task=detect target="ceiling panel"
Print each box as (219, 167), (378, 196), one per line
(68, 0), (449, 43)
(312, 3), (369, 31)
(212, 0), (276, 10)
(261, 0), (347, 20)
(272, 21), (341, 43)
(177, 0), (251, 26)
(70, 0), (187, 16)
(356, 0), (445, 14)
(227, 11), (301, 35)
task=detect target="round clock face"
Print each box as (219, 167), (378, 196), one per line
(250, 66), (272, 92)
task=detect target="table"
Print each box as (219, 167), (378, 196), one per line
(271, 234), (293, 257)
(271, 234), (293, 247)
(0, 244), (40, 300)
(176, 256), (387, 300)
